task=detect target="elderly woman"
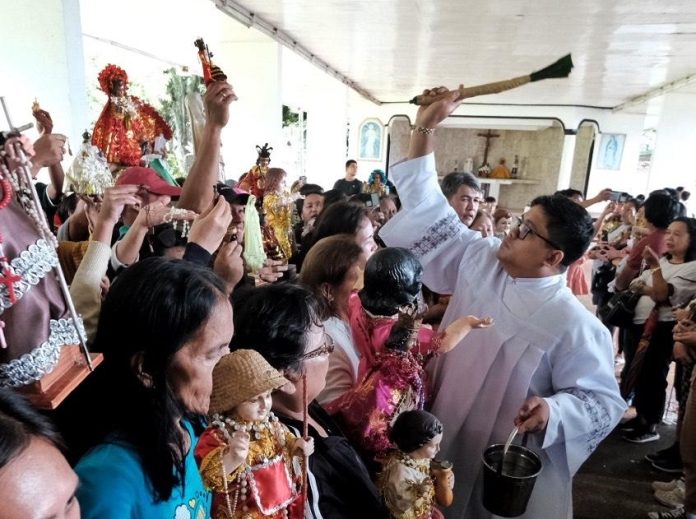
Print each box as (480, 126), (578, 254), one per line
(74, 257), (233, 518)
(231, 283), (387, 519)
(300, 235), (365, 405)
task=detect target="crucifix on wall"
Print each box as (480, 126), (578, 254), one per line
(477, 129), (499, 166)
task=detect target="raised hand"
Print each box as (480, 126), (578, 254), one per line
(98, 185), (141, 226)
(203, 81), (237, 129)
(414, 85), (463, 129)
(188, 197), (232, 253)
(33, 107), (54, 135)
(135, 200), (197, 231)
(32, 134), (67, 169)
(2, 136), (34, 170)
(214, 238), (245, 293)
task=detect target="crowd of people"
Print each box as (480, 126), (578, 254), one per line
(1, 71), (695, 519)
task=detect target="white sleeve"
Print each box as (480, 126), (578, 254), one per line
(69, 241), (111, 342)
(317, 347), (355, 406)
(380, 153), (481, 294)
(540, 322), (626, 476)
(109, 241), (137, 271)
(668, 261), (696, 308)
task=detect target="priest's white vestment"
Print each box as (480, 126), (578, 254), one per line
(380, 153), (626, 519)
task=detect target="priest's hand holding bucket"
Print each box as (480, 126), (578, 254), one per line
(514, 396), (550, 433)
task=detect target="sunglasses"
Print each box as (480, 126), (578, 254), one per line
(298, 334), (335, 361)
(514, 217), (562, 250)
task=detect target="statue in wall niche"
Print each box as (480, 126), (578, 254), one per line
(463, 158), (473, 174)
(477, 162), (491, 178)
(490, 158), (511, 179)
(510, 155), (519, 179)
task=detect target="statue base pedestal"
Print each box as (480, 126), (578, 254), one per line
(19, 345), (103, 410)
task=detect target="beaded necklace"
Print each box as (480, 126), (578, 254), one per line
(0, 162), (23, 348)
(211, 412), (294, 518)
(4, 162), (57, 248)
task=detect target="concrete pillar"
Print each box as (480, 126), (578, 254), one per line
(556, 131), (577, 190)
(0, 0), (86, 144)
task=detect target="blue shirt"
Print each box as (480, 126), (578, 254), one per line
(76, 420), (211, 519)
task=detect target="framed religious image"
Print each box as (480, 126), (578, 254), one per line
(597, 133), (625, 170)
(358, 119), (384, 161)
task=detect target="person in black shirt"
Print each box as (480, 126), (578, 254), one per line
(31, 134), (67, 231)
(333, 159), (363, 197)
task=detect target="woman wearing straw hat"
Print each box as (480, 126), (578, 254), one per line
(231, 283), (388, 519)
(195, 350), (314, 518)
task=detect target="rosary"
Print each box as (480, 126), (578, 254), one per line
(0, 160), (22, 349)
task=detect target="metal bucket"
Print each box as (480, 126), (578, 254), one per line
(481, 443), (542, 517)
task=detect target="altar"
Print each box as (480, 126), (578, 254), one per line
(387, 117), (595, 212)
(478, 177), (540, 200)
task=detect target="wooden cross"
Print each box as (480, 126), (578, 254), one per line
(477, 130), (500, 165)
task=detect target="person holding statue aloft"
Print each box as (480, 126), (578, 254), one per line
(378, 86), (626, 519)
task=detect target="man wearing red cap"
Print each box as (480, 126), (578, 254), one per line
(109, 167), (192, 271)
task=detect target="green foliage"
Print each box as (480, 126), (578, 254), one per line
(283, 105), (300, 127)
(158, 68), (205, 177)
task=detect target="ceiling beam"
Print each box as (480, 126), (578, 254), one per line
(613, 71), (696, 112)
(213, 0), (382, 105)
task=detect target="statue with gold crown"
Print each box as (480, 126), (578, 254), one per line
(91, 64), (173, 167)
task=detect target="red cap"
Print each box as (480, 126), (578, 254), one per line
(116, 167), (182, 196)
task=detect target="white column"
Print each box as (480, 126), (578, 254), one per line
(556, 131), (577, 190)
(62, 0), (89, 141)
(0, 0), (85, 144)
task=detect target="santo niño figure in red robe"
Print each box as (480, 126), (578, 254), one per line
(91, 64), (173, 167)
(239, 143), (272, 200)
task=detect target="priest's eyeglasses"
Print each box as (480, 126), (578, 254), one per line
(514, 217), (562, 250)
(299, 334), (335, 361)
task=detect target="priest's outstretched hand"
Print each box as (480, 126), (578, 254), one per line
(514, 396), (550, 433)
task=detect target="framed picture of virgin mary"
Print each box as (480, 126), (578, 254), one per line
(597, 133), (625, 170)
(358, 119), (383, 161)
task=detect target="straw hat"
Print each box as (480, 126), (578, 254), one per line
(209, 350), (289, 415)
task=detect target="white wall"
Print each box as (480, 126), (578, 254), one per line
(280, 48), (351, 187)
(584, 111), (647, 198)
(647, 92), (696, 194)
(217, 39), (282, 181)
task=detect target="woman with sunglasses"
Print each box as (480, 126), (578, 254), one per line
(230, 283), (387, 519)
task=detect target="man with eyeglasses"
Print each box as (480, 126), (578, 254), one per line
(380, 88), (626, 519)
